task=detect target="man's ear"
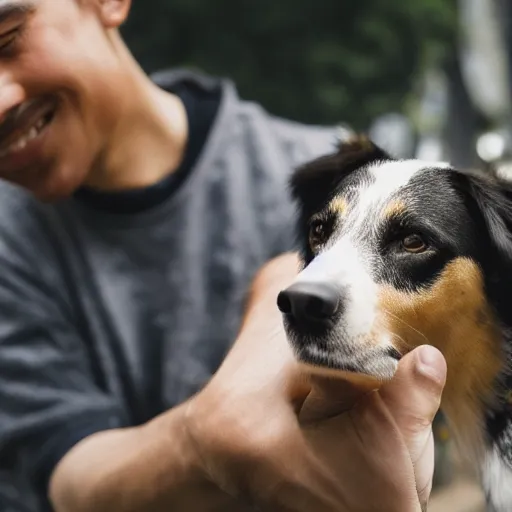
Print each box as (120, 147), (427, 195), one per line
(96, 0), (131, 28)
(289, 134), (392, 218)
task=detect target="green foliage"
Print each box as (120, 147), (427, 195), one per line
(122, 0), (457, 129)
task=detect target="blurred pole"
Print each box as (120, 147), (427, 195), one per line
(458, 0), (511, 124)
(442, 54), (480, 168)
(496, 0), (512, 99)
(414, 68), (449, 163)
(493, 0), (512, 180)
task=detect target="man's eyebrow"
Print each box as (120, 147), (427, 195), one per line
(0, 2), (35, 25)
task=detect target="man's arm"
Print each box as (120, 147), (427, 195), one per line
(49, 402), (235, 512)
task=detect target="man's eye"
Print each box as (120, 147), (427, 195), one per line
(309, 219), (329, 249)
(0, 28), (21, 52)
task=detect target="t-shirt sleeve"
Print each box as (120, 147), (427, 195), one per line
(0, 195), (129, 502)
(270, 115), (354, 169)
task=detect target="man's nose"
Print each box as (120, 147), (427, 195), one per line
(0, 80), (26, 123)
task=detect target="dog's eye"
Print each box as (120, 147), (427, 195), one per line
(402, 234), (427, 253)
(309, 220), (329, 248)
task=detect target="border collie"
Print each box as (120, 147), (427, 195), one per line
(277, 135), (512, 512)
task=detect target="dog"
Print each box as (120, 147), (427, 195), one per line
(277, 135), (512, 512)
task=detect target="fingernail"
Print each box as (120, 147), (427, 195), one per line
(416, 345), (447, 383)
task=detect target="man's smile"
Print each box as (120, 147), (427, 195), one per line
(0, 95), (57, 165)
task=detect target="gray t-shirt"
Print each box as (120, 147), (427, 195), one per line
(0, 69), (346, 511)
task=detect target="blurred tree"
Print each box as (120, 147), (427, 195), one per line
(122, 0), (457, 129)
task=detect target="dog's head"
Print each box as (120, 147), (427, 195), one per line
(278, 136), (512, 396)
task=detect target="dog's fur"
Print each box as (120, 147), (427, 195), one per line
(278, 135), (512, 511)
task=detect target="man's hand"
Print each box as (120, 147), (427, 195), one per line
(186, 252), (447, 511)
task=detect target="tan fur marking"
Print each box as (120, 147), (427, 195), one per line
(342, 133), (374, 152)
(383, 200), (406, 219)
(377, 257), (503, 445)
(328, 196), (348, 216)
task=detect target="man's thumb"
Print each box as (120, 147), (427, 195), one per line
(380, 345), (447, 507)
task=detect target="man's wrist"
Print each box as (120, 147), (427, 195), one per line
(132, 403), (207, 504)
(49, 402), (220, 512)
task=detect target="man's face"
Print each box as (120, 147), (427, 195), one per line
(0, 0), (130, 200)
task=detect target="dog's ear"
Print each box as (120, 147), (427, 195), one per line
(290, 134), (392, 217)
(453, 169), (512, 262)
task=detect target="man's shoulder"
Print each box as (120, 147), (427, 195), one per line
(151, 67), (354, 168)
(266, 115), (353, 168)
(227, 80), (354, 168)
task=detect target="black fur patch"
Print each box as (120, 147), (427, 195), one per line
(290, 135), (391, 262)
(451, 171), (512, 449)
(290, 135), (391, 214)
(376, 168), (476, 292)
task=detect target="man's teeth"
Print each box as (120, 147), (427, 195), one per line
(0, 116), (47, 157)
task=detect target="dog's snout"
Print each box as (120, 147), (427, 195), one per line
(277, 281), (340, 326)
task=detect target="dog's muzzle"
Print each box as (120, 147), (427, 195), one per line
(277, 278), (399, 382)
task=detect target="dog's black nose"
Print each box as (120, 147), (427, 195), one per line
(277, 282), (340, 325)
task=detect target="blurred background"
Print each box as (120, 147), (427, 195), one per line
(121, 1), (511, 510)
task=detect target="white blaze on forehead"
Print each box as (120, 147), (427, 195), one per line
(369, 159), (449, 195)
(294, 237), (378, 341)
(344, 159), (451, 234)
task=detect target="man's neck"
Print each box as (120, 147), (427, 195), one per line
(85, 52), (189, 192)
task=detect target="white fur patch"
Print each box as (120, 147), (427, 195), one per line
(365, 159), (447, 209)
(340, 159), (449, 239)
(482, 447), (512, 511)
(294, 237), (378, 343)
(369, 159), (429, 194)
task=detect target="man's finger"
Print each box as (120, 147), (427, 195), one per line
(298, 373), (378, 424)
(380, 345), (447, 507)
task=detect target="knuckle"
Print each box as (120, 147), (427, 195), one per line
(403, 411), (435, 434)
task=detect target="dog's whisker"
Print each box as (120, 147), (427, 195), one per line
(388, 331), (415, 352)
(382, 309), (429, 345)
